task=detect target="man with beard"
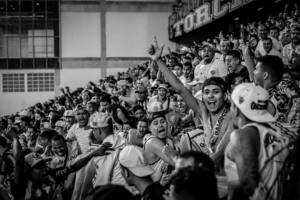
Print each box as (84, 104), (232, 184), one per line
(283, 26), (300, 65)
(194, 44), (228, 83)
(225, 83), (289, 200)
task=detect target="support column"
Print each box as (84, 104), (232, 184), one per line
(100, 0), (107, 78)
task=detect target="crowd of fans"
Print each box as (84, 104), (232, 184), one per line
(0, 2), (300, 200)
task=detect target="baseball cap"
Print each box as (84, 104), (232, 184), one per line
(158, 83), (168, 90)
(231, 83), (275, 123)
(119, 145), (154, 177)
(64, 110), (75, 117)
(89, 112), (112, 128)
(55, 120), (67, 128)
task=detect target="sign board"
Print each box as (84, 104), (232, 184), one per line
(170, 0), (257, 39)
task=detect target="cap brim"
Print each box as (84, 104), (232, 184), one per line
(129, 166), (154, 177)
(242, 109), (275, 123)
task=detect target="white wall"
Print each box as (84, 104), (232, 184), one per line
(60, 68), (102, 89)
(61, 12), (101, 58)
(0, 70), (56, 116)
(106, 12), (174, 57)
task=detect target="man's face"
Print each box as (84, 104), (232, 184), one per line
(91, 96), (100, 105)
(26, 127), (35, 140)
(20, 120), (27, 131)
(258, 25), (268, 39)
(137, 121), (148, 136)
(82, 91), (90, 102)
(250, 37), (258, 48)
(182, 65), (191, 77)
(65, 116), (75, 127)
(291, 29), (300, 45)
(169, 58), (177, 68)
(99, 101), (110, 112)
(175, 95), (187, 113)
(225, 55), (239, 72)
(75, 110), (89, 127)
(201, 47), (214, 63)
(263, 39), (273, 52)
(174, 65), (183, 77)
(135, 90), (147, 102)
(202, 85), (225, 114)
(52, 139), (67, 157)
(86, 103), (95, 115)
(158, 88), (167, 99)
(253, 62), (265, 87)
(220, 41), (231, 54)
(134, 109), (145, 119)
(150, 117), (167, 139)
(270, 29), (279, 39)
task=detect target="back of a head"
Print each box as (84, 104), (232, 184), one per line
(86, 184), (135, 200)
(170, 167), (218, 200)
(180, 151), (215, 172)
(257, 55), (284, 82)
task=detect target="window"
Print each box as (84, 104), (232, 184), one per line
(2, 73), (25, 92)
(27, 72), (54, 92)
(0, 0), (59, 69)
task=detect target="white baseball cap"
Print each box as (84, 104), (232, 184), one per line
(231, 83), (275, 123)
(89, 112), (112, 128)
(119, 145), (154, 177)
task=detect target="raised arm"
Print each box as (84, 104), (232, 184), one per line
(149, 37), (205, 119)
(242, 45), (256, 82)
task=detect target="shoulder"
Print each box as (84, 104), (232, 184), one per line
(231, 125), (260, 147)
(145, 136), (164, 150)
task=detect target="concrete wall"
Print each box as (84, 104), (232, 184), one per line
(61, 12), (101, 58)
(60, 1), (175, 89)
(106, 12), (172, 57)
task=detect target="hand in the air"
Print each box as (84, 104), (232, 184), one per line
(148, 36), (165, 61)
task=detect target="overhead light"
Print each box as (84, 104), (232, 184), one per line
(234, 17), (239, 21)
(257, 7), (263, 11)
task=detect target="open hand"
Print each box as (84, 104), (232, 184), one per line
(148, 36), (165, 61)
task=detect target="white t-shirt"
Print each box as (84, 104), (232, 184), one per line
(66, 123), (92, 154)
(194, 58), (228, 82)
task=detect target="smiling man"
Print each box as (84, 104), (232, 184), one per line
(66, 107), (92, 154)
(194, 44), (228, 83)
